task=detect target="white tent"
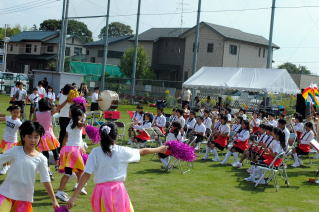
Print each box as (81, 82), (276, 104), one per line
(183, 67), (300, 94)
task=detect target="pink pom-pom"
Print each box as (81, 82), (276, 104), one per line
(85, 125), (100, 144)
(73, 97), (87, 105)
(164, 141), (196, 162)
(82, 153), (89, 165)
(55, 206), (69, 212)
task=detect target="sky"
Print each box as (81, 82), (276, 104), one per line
(1, 0), (319, 74)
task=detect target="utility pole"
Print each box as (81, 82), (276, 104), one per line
(3, 24), (8, 72)
(57, 0), (69, 72)
(101, 0), (111, 90)
(267, 0), (276, 68)
(131, 0), (141, 97)
(191, 0), (202, 76)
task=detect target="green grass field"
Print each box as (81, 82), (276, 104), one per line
(0, 95), (319, 212)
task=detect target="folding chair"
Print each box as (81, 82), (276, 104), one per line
(86, 111), (103, 126)
(254, 149), (291, 192)
(143, 128), (158, 147)
(114, 121), (126, 145)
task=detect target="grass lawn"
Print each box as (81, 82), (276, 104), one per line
(0, 94), (319, 212)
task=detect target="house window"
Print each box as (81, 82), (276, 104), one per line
(98, 50), (104, 57)
(74, 47), (82, 56)
(229, 45), (237, 55)
(25, 44), (32, 53)
(65, 47), (70, 56)
(207, 43), (214, 53)
(86, 49), (90, 55)
(0, 55), (3, 64)
(34, 45), (37, 52)
(47, 45), (54, 52)
(10, 45), (13, 51)
(258, 47), (261, 57)
(90, 57), (96, 63)
(263, 48), (266, 58)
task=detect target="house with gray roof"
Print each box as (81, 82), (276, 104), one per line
(6, 31), (86, 73)
(132, 22), (279, 83)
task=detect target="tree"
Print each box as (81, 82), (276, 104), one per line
(278, 62), (311, 75)
(119, 47), (155, 79)
(0, 25), (21, 40)
(99, 22), (133, 39)
(39, 19), (93, 42)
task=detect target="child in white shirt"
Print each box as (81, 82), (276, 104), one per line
(0, 121), (59, 210)
(28, 88), (39, 120)
(46, 86), (56, 103)
(65, 122), (167, 211)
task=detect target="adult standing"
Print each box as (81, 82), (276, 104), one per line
(182, 89), (192, 108)
(57, 84), (73, 151)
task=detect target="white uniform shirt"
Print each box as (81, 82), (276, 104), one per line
(153, 114), (166, 128)
(166, 132), (184, 142)
(58, 94), (72, 118)
(268, 140), (283, 154)
(227, 114), (232, 122)
(47, 92), (56, 101)
(294, 122), (304, 132)
(132, 112), (144, 124)
(28, 93), (39, 104)
(241, 114), (247, 120)
(203, 117), (212, 130)
(176, 116), (186, 128)
(84, 145), (140, 184)
(10, 86), (18, 98)
(0, 146), (50, 202)
(133, 121), (152, 130)
(3, 117), (22, 143)
(15, 89), (27, 101)
(186, 117), (196, 130)
(268, 119), (278, 127)
(182, 89), (192, 101)
(218, 124), (230, 136)
(237, 130), (250, 141)
(300, 130), (315, 145)
(194, 123), (206, 135)
(37, 86), (46, 98)
(283, 127), (290, 148)
(257, 133), (268, 143)
(66, 122), (83, 147)
(91, 92), (99, 103)
(250, 118), (261, 128)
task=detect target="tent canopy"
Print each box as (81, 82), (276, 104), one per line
(183, 67), (300, 94)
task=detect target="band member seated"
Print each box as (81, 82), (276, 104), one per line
(237, 124), (267, 167)
(250, 111), (261, 135)
(128, 105), (144, 138)
(245, 128), (286, 183)
(152, 108), (166, 134)
(267, 113), (278, 127)
(175, 109), (186, 129)
(203, 110), (212, 138)
(277, 119), (290, 148)
(293, 114), (304, 140)
(131, 113), (153, 148)
(191, 116), (206, 148)
(202, 115), (230, 161)
(292, 122), (315, 167)
(159, 121), (184, 169)
(185, 111), (196, 137)
(221, 120), (250, 166)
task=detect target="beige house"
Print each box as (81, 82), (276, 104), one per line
(84, 35), (133, 66)
(7, 31), (86, 73)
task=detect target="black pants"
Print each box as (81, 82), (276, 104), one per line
(42, 149), (59, 166)
(58, 117), (71, 152)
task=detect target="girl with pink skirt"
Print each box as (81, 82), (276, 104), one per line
(66, 122), (168, 212)
(35, 98), (60, 179)
(55, 105), (87, 202)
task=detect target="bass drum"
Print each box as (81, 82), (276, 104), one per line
(98, 90), (119, 111)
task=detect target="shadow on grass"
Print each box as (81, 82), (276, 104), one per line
(135, 168), (167, 175)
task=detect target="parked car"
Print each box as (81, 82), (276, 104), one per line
(0, 72), (29, 94)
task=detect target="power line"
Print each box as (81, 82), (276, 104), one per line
(0, 0), (58, 15)
(0, 0), (53, 11)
